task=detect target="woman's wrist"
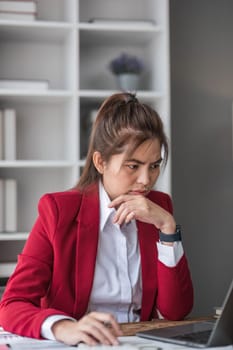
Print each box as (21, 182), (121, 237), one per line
(160, 241), (174, 246)
(52, 319), (76, 342)
(159, 221), (176, 234)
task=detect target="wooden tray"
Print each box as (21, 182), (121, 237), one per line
(120, 317), (213, 336)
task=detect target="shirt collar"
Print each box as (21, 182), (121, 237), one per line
(99, 181), (115, 231)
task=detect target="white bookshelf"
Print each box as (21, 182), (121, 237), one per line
(0, 0), (170, 277)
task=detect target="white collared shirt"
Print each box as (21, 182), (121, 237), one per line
(41, 182), (184, 339)
(87, 181), (142, 322)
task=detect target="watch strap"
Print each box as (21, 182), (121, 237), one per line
(159, 225), (182, 242)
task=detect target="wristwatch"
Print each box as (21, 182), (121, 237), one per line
(159, 224), (182, 242)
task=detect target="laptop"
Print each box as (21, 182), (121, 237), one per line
(137, 278), (233, 347)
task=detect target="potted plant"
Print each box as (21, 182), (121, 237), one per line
(108, 52), (144, 91)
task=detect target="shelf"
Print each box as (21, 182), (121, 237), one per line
(0, 25), (75, 90)
(79, 0), (161, 25)
(0, 161), (77, 168)
(0, 232), (28, 241)
(79, 89), (164, 100)
(79, 26), (161, 46)
(79, 21), (161, 32)
(0, 90), (73, 101)
(0, 20), (72, 28)
(0, 90), (163, 100)
(0, 21), (73, 42)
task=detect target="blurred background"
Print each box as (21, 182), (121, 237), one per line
(0, 0), (232, 318)
(170, 0), (233, 316)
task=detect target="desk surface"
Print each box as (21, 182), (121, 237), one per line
(120, 316), (214, 336)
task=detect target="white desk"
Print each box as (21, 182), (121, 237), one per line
(1, 321), (233, 350)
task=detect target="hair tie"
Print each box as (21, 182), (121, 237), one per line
(126, 93), (138, 104)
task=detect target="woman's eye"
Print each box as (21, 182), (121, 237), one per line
(151, 163), (160, 170)
(127, 164), (138, 170)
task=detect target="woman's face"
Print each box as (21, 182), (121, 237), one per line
(95, 138), (162, 200)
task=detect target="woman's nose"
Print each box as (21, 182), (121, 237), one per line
(137, 169), (150, 185)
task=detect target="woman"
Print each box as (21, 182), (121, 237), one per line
(0, 92), (193, 346)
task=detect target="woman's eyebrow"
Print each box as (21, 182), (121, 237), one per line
(125, 158), (144, 164)
(125, 157), (163, 165)
(154, 157), (163, 164)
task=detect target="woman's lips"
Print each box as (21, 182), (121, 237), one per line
(129, 190), (148, 195)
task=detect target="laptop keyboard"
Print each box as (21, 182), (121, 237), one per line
(173, 329), (212, 344)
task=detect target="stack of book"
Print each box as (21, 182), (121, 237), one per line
(0, 109), (16, 161)
(0, 0), (37, 21)
(0, 178), (17, 232)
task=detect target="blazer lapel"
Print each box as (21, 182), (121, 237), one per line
(137, 221), (158, 321)
(73, 185), (100, 318)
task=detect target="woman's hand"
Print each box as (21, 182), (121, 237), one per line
(52, 312), (122, 346)
(109, 194), (176, 234)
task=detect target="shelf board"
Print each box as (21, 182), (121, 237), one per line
(0, 160), (76, 168)
(0, 90), (73, 103)
(0, 19), (72, 27)
(0, 89), (164, 102)
(0, 20), (72, 42)
(79, 22), (161, 32)
(79, 89), (164, 101)
(0, 232), (28, 241)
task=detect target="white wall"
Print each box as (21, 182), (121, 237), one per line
(170, 0), (233, 316)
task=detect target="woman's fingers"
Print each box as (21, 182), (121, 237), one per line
(52, 312), (122, 346)
(79, 314), (120, 345)
(109, 194), (175, 229)
(89, 311), (122, 337)
(110, 195), (144, 225)
(113, 206), (133, 225)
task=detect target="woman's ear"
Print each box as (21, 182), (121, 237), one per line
(93, 151), (105, 174)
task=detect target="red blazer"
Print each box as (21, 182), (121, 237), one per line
(0, 184), (193, 339)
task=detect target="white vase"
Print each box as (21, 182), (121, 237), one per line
(116, 73), (139, 91)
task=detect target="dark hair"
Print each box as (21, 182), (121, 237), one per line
(76, 92), (168, 190)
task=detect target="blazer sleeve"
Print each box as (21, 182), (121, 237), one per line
(155, 255), (194, 320)
(149, 191), (194, 320)
(0, 194), (70, 339)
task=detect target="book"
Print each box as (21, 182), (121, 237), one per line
(0, 79), (49, 90)
(0, 110), (3, 160)
(0, 12), (36, 21)
(0, 179), (4, 232)
(0, 262), (16, 278)
(89, 109), (98, 124)
(3, 109), (16, 160)
(0, 1), (37, 13)
(4, 179), (17, 232)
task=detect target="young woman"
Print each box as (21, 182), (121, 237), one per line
(0, 92), (193, 346)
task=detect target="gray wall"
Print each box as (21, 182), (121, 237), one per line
(170, 0), (233, 316)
